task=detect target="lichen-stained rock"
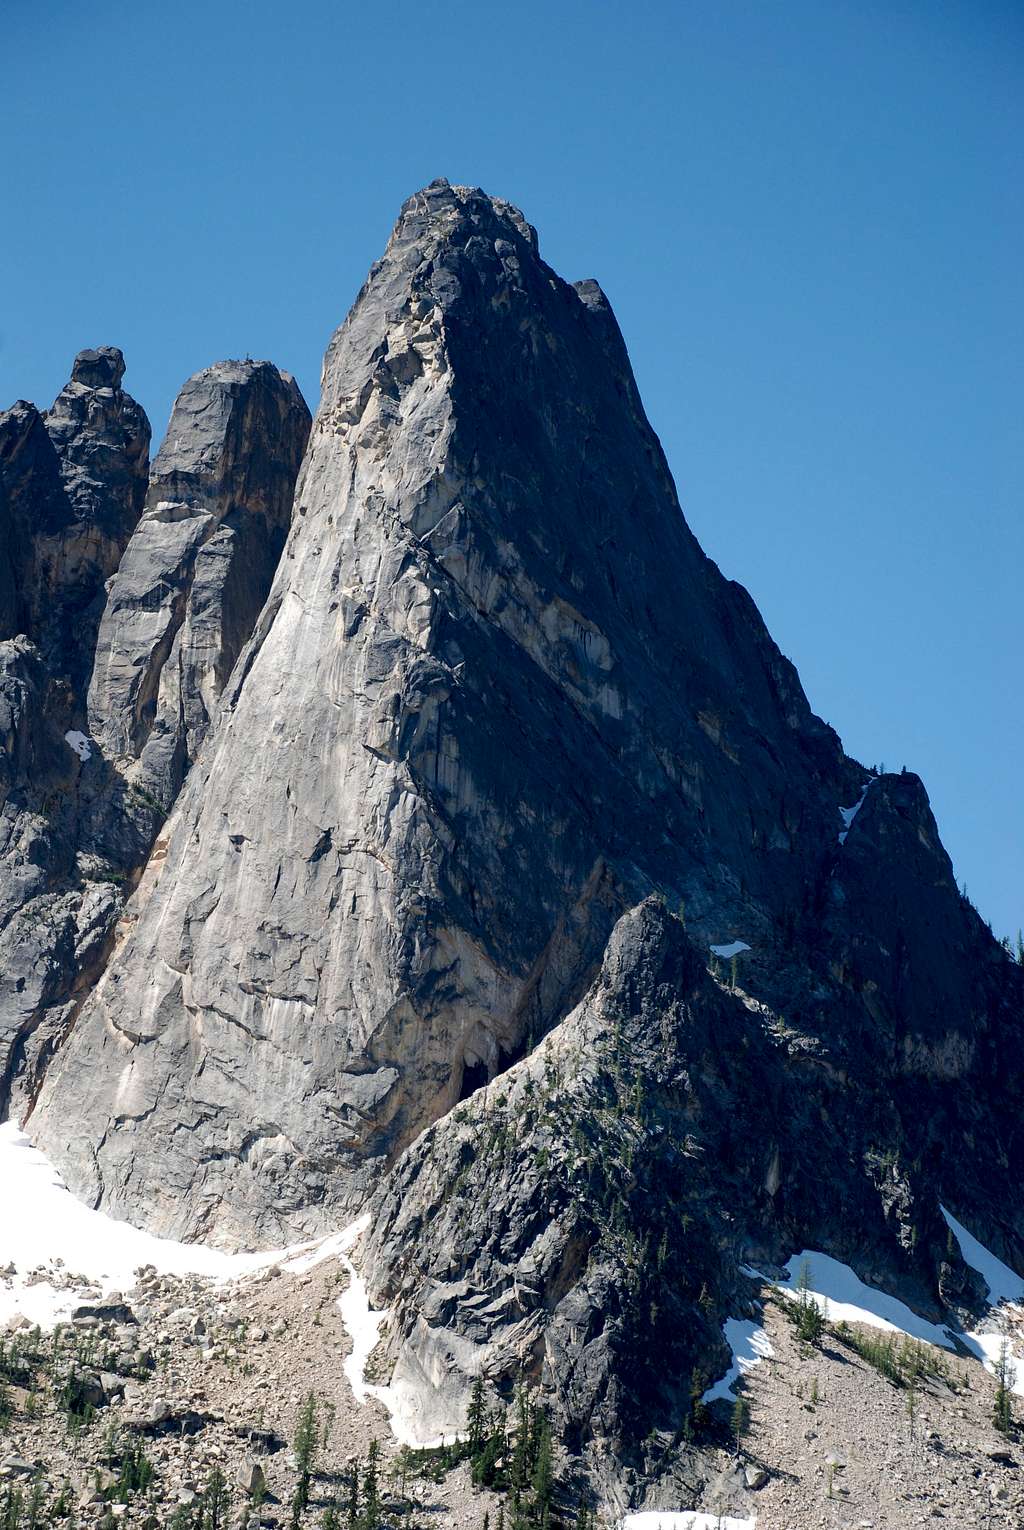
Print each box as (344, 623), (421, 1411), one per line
(27, 182), (879, 1244)
(0, 348), (150, 690)
(88, 360), (311, 810)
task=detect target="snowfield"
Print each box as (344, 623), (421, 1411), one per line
(838, 780), (871, 844)
(0, 1122), (286, 1327)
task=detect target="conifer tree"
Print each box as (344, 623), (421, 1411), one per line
(795, 1260), (826, 1343)
(731, 1394), (751, 1453)
(292, 1392), (319, 1523)
(203, 1468), (229, 1530)
(530, 1409), (554, 1525)
(362, 1439), (382, 1530)
(346, 1461), (360, 1530)
(467, 1375), (488, 1455)
(994, 1340), (1014, 1435)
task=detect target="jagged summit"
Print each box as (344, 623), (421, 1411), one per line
(0, 351), (308, 1120)
(2, 184), (1022, 1520)
(69, 346), (127, 389)
(23, 183), (1014, 1272)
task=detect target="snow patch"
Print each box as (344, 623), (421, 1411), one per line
(763, 1249), (956, 1347)
(746, 1237), (1024, 1398)
(330, 1220), (455, 1449)
(701, 1319), (774, 1403)
(838, 781), (871, 844)
(941, 1206), (1024, 1396)
(0, 1123), (290, 1328)
(709, 941), (750, 960)
(64, 730), (92, 762)
(621, 1514), (755, 1529)
(941, 1207), (1024, 1307)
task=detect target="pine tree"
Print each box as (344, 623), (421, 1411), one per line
(24, 1481), (44, 1530)
(731, 1394), (751, 1454)
(993, 1339), (1014, 1435)
(530, 1408), (554, 1524)
(203, 1468), (229, 1530)
(795, 1260), (825, 1344)
(346, 1461), (360, 1530)
(362, 1439), (382, 1530)
(322, 1507), (339, 1530)
(509, 1384), (531, 1507)
(467, 1375), (487, 1456)
(292, 1392), (319, 1523)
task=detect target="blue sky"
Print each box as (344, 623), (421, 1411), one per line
(2, 0), (1020, 938)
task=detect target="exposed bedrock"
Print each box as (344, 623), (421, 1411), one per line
(357, 895), (1022, 1506)
(0, 347), (150, 691)
(88, 359), (311, 809)
(0, 355), (308, 1114)
(29, 182), (1019, 1255)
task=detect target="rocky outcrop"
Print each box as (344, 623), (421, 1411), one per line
(29, 182), (1018, 1263)
(88, 361), (310, 810)
(0, 355), (307, 1114)
(0, 348), (150, 689)
(9, 182), (1021, 1516)
(357, 892), (1022, 1507)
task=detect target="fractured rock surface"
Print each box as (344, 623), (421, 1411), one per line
(89, 360), (310, 809)
(0, 347), (150, 689)
(0, 354), (307, 1113)
(28, 182), (1021, 1278)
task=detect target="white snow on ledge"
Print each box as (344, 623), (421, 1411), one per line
(941, 1206), (1024, 1306)
(0, 1123), (290, 1328)
(709, 941), (751, 960)
(701, 1318), (774, 1403)
(767, 1250), (956, 1346)
(317, 1218), (457, 1450)
(64, 730), (92, 762)
(735, 1231), (1024, 1398)
(622, 1513), (755, 1529)
(941, 1206), (1024, 1395)
(837, 780), (872, 844)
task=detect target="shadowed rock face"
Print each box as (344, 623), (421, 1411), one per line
(28, 181), (1018, 1262)
(0, 355), (308, 1115)
(88, 359), (311, 810)
(358, 894), (1021, 1502)
(0, 348), (151, 690)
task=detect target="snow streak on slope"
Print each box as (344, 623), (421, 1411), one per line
(701, 1319), (774, 1403)
(941, 1206), (1024, 1395)
(770, 1250), (956, 1346)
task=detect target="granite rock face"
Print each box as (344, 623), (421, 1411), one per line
(11, 182), (1022, 1509)
(29, 182), (1019, 1272)
(0, 354), (307, 1112)
(358, 890), (1021, 1501)
(0, 348), (150, 689)
(88, 360), (310, 810)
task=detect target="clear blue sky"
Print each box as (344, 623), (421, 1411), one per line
(2, 0), (1020, 938)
